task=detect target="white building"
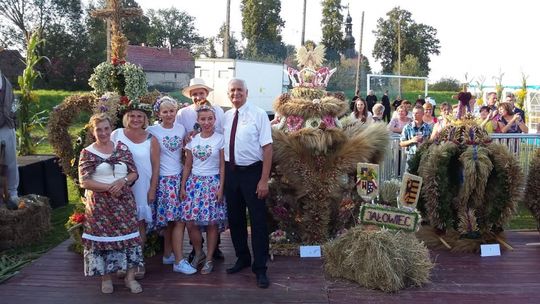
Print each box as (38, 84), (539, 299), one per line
(127, 45), (194, 91)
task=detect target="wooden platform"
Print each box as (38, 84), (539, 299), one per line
(1, 230), (540, 304)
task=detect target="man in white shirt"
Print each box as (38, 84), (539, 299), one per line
(0, 67), (19, 209)
(223, 78), (272, 289)
(176, 78), (225, 134)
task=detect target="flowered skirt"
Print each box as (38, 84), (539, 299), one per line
(180, 174), (227, 232)
(151, 173), (183, 230)
(84, 245), (144, 276)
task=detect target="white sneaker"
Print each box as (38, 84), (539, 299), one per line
(162, 253), (175, 265)
(173, 259), (197, 275)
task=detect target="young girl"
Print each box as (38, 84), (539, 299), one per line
(147, 96), (196, 274)
(180, 106), (227, 275)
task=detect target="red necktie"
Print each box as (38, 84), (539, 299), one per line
(229, 110), (239, 167)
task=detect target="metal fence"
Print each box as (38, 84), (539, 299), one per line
(380, 133), (540, 181)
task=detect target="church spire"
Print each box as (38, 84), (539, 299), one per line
(343, 6), (356, 59)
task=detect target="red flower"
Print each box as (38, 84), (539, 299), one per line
(111, 57), (126, 66)
(120, 96), (130, 105)
(70, 212), (85, 224)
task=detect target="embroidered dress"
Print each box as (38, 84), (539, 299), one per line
(148, 124), (186, 229)
(180, 133), (227, 231)
(111, 128), (153, 223)
(78, 141), (143, 276)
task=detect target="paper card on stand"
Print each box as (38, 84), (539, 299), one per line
(356, 163), (380, 202)
(480, 244), (501, 257)
(300, 245), (321, 258)
(398, 173), (423, 209)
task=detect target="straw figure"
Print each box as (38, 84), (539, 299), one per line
(268, 44), (389, 246)
(409, 109), (523, 252)
(524, 148), (540, 233)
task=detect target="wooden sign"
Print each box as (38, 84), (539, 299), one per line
(356, 163), (379, 201)
(359, 204), (420, 232)
(398, 173), (423, 209)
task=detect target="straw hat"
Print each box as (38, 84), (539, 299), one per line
(182, 78), (213, 98)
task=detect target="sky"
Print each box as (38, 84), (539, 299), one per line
(133, 0), (539, 86)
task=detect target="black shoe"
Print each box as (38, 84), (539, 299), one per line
(188, 248), (195, 263)
(256, 273), (269, 288)
(226, 259), (251, 274)
(213, 248), (225, 260)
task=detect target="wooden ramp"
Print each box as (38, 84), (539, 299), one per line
(1, 230), (539, 304)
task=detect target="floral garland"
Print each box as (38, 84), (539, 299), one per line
(89, 61), (147, 102)
(47, 94), (97, 182)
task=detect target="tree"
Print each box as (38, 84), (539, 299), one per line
(118, 0), (151, 45)
(216, 23), (240, 59)
(146, 8), (204, 53)
(372, 7), (440, 76)
(0, 0), (83, 49)
(396, 54), (424, 91)
(241, 0), (286, 61)
(321, 0), (344, 63)
(430, 77), (461, 92)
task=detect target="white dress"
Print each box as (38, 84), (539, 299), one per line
(111, 128), (153, 223)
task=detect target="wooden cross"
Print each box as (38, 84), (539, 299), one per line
(91, 0), (143, 62)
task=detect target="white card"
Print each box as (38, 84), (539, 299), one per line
(480, 244), (501, 257)
(299, 245), (321, 258)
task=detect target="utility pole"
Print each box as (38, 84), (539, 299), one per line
(397, 16), (402, 96)
(223, 0), (231, 58)
(354, 11), (365, 96)
(301, 0), (307, 45)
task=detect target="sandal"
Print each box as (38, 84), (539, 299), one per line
(125, 279), (143, 294)
(101, 279), (113, 294)
(201, 260), (214, 275)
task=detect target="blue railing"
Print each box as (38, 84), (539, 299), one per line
(381, 133), (540, 181)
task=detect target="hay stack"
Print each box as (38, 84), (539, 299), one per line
(323, 226), (433, 292)
(0, 195), (51, 249)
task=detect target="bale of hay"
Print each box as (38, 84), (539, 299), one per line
(323, 226), (433, 292)
(0, 195), (51, 249)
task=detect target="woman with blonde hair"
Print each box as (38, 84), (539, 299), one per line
(111, 104), (160, 279)
(387, 105), (411, 134)
(79, 113), (143, 293)
(422, 102), (438, 125)
(372, 103), (385, 122)
(147, 96), (197, 274)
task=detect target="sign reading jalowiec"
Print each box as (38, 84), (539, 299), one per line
(359, 204), (420, 232)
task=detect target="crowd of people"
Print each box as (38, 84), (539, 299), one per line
(351, 90), (530, 139)
(79, 78), (272, 293)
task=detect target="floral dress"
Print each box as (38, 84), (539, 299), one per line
(78, 141), (144, 276)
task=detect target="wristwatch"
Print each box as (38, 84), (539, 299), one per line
(124, 177), (129, 184)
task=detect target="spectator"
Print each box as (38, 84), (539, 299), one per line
(430, 102), (452, 140)
(400, 106), (433, 165)
(392, 95), (403, 111)
(372, 104), (385, 123)
(477, 106), (496, 133)
(422, 102), (437, 126)
(505, 92), (526, 123)
(381, 90), (391, 122)
(497, 102), (528, 133)
(365, 90), (378, 113)
(350, 97), (373, 124)
(388, 105), (412, 134)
